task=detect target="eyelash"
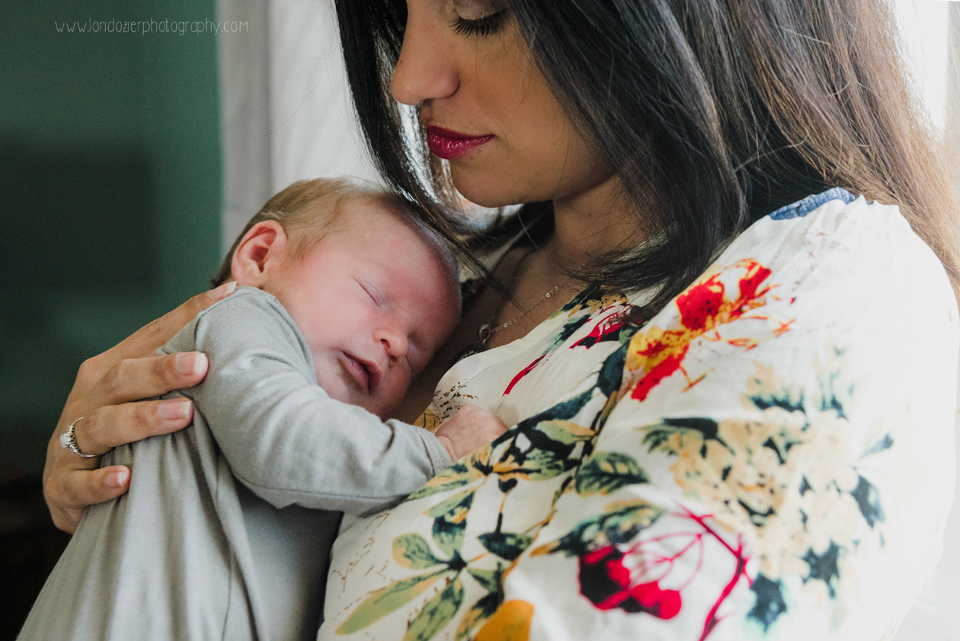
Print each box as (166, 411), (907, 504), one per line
(358, 281), (381, 306)
(452, 10), (508, 37)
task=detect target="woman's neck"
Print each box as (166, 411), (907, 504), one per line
(394, 175), (647, 424)
(549, 174), (647, 266)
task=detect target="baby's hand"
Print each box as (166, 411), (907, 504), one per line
(435, 405), (508, 461)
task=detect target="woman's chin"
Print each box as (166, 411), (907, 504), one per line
(446, 155), (617, 211)
(448, 170), (529, 209)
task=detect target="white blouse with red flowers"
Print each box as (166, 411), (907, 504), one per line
(320, 190), (958, 641)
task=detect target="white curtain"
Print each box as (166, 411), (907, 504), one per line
(216, 0), (271, 252)
(217, 0), (376, 254)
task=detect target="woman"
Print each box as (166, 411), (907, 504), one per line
(42, 0), (960, 639)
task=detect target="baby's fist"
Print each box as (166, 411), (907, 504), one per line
(435, 405), (508, 461)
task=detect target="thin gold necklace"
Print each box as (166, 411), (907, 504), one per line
(475, 280), (568, 347)
(454, 249), (572, 362)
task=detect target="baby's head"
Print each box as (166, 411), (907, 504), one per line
(213, 177), (461, 420)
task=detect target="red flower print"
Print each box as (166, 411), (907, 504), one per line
(573, 307), (644, 349)
(624, 259), (791, 402)
(622, 581), (682, 619)
(503, 355), (546, 396)
(578, 546), (682, 619)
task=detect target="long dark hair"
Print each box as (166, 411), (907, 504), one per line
(335, 0), (960, 315)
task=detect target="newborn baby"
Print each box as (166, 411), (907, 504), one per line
(19, 177), (506, 641)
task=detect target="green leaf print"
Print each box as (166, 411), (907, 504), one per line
(486, 390), (598, 486)
(490, 442), (577, 491)
(803, 542), (842, 598)
(575, 451), (650, 496)
(466, 566), (504, 594)
(429, 489), (475, 557)
(477, 530), (534, 561)
(816, 345), (853, 419)
(640, 417), (727, 456)
(393, 534), (445, 570)
(523, 447), (579, 480)
(559, 282), (605, 314)
(531, 500), (665, 557)
(454, 564), (506, 639)
(863, 433), (893, 457)
(406, 462), (482, 502)
(403, 575), (465, 641)
(336, 569), (450, 635)
(454, 590), (503, 641)
(433, 519), (465, 558)
(596, 342), (628, 399)
(425, 488), (477, 520)
(850, 475), (885, 528)
(535, 419), (596, 446)
(495, 437), (580, 483)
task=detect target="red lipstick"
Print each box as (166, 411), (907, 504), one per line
(426, 126), (494, 160)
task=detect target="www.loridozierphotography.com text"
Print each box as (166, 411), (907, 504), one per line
(53, 18), (248, 35)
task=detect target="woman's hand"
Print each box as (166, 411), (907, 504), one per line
(43, 282), (236, 533)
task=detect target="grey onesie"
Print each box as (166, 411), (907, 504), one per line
(18, 287), (452, 641)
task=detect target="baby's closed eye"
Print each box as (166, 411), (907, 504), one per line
(356, 279), (385, 306)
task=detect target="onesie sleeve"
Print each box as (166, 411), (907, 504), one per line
(162, 288), (452, 514)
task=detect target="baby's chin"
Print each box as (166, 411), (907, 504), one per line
(329, 386), (399, 422)
(367, 401), (401, 422)
(313, 358), (402, 421)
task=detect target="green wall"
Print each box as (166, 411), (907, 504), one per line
(0, 0), (222, 472)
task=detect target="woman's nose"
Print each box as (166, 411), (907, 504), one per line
(391, 8), (459, 106)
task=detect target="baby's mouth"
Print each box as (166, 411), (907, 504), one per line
(342, 353), (382, 393)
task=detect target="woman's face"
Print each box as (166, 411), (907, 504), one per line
(393, 0), (614, 208)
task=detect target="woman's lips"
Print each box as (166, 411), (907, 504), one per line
(426, 126), (494, 160)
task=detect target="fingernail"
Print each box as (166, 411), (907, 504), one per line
(208, 281), (237, 301)
(174, 352), (207, 376)
(106, 469), (129, 488)
(159, 399), (191, 420)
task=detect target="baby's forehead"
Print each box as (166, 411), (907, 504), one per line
(330, 194), (416, 236)
(336, 198), (458, 287)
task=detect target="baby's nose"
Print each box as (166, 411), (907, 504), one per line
(375, 327), (408, 360)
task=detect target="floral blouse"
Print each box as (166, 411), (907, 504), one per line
(319, 190), (958, 640)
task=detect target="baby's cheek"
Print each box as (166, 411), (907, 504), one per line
(315, 366), (362, 408)
(377, 375), (412, 419)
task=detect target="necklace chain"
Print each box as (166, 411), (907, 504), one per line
(452, 248), (575, 364)
(477, 279), (568, 345)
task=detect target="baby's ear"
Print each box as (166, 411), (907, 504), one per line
(231, 221), (289, 287)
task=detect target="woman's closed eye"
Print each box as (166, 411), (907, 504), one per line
(451, 0), (509, 36)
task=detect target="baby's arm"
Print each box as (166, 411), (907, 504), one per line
(435, 404), (508, 460)
(169, 289), (452, 514)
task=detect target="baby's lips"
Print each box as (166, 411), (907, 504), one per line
(361, 357), (383, 392)
(341, 353), (372, 392)
(343, 352), (383, 393)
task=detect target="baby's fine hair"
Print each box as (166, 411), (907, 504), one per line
(211, 176), (457, 289)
